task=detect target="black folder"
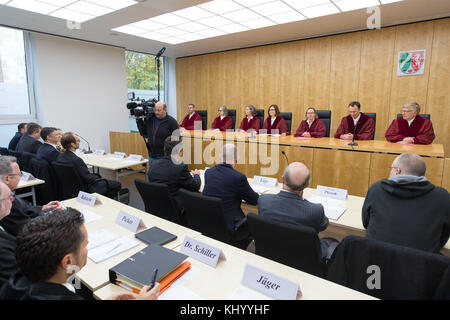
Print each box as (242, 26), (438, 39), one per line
(109, 244), (188, 288)
(135, 226), (177, 246)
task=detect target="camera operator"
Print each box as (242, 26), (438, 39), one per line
(136, 101), (179, 161)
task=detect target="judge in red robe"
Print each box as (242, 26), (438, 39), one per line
(385, 102), (435, 145)
(211, 105), (233, 131)
(262, 104), (289, 135)
(238, 105), (260, 133)
(180, 103), (202, 130)
(334, 101), (374, 140)
(294, 107), (326, 138)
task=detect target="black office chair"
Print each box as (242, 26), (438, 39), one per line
(281, 112), (292, 133)
(255, 109), (264, 129)
(18, 151), (36, 173)
(134, 179), (183, 225)
(227, 109), (236, 130)
(196, 110), (208, 130)
(8, 150), (24, 170)
(31, 157), (59, 204)
(317, 110), (331, 137)
(0, 147), (10, 156)
(179, 189), (247, 246)
(397, 113), (430, 120)
(365, 113), (376, 140)
(247, 213), (326, 277)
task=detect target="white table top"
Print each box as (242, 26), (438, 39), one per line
(78, 153), (148, 170)
(16, 178), (45, 189)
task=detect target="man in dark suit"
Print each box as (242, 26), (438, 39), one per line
(56, 132), (121, 199)
(258, 162), (337, 259)
(0, 156), (60, 236)
(148, 136), (201, 219)
(15, 122), (43, 154)
(203, 144), (258, 249)
(8, 123), (27, 151)
(0, 208), (160, 300)
(36, 127), (62, 164)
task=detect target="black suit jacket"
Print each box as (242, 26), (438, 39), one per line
(0, 198), (41, 237)
(8, 132), (22, 151)
(0, 230), (18, 288)
(16, 134), (43, 154)
(203, 163), (259, 240)
(56, 151), (98, 186)
(36, 143), (60, 164)
(148, 156), (201, 211)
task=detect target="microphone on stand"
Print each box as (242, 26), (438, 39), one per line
(77, 134), (93, 153)
(281, 151), (289, 166)
(347, 123), (358, 146)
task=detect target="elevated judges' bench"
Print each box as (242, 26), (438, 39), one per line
(109, 131), (446, 197)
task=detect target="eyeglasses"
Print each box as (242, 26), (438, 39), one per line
(401, 110), (414, 113)
(388, 166), (400, 170)
(8, 171), (22, 177)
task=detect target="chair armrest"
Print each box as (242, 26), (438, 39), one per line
(91, 178), (111, 193)
(234, 217), (247, 231)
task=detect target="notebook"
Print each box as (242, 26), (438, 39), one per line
(135, 226), (177, 246)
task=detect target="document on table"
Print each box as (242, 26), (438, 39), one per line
(250, 184), (272, 194)
(87, 229), (140, 263)
(81, 210), (103, 225)
(307, 196), (346, 220)
(227, 285), (272, 300)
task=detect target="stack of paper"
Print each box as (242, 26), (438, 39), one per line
(307, 196), (346, 220)
(250, 184), (271, 194)
(81, 210), (103, 224)
(87, 229), (140, 263)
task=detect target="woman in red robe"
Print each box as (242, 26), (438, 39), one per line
(262, 104), (289, 136)
(238, 105), (260, 133)
(294, 107), (326, 138)
(211, 105), (233, 131)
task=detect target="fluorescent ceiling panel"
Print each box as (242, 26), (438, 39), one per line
(39, 0), (77, 6)
(196, 28), (226, 37)
(267, 10), (306, 23)
(176, 21), (210, 32)
(233, 0), (274, 6)
(250, 1), (294, 16)
(380, 0), (403, 3)
(197, 15), (234, 27)
(172, 6), (215, 20)
(49, 8), (94, 22)
(139, 31), (167, 40)
(198, 0), (244, 14)
(148, 13), (188, 26)
(159, 37), (185, 45)
(216, 23), (249, 33)
(66, 1), (113, 16)
(112, 24), (146, 35)
(7, 0), (58, 15)
(176, 33), (206, 41)
(241, 17), (276, 29)
(283, 0), (331, 10)
(298, 3), (340, 18)
(130, 19), (162, 31)
(333, 0), (380, 12)
(222, 8), (262, 22)
(157, 26), (185, 37)
(86, 0), (136, 10)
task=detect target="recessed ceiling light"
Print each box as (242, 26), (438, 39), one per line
(298, 3), (340, 18)
(333, 0), (380, 12)
(172, 6), (215, 20)
(267, 10), (306, 24)
(176, 33), (206, 41)
(379, 0), (403, 3)
(66, 1), (113, 16)
(159, 37), (185, 45)
(112, 24), (146, 35)
(157, 26), (185, 37)
(38, 0), (77, 6)
(196, 28), (226, 37)
(7, 0), (58, 15)
(283, 0), (330, 10)
(130, 19), (162, 31)
(197, 15), (234, 27)
(216, 23), (249, 33)
(86, 0), (137, 10)
(222, 8), (262, 22)
(233, 0), (274, 6)
(0, 0), (11, 4)
(148, 13), (188, 26)
(240, 17), (276, 29)
(138, 31), (167, 40)
(198, 0), (244, 14)
(250, 1), (294, 16)
(176, 21), (210, 32)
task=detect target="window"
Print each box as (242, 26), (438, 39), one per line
(0, 26), (35, 121)
(125, 50), (164, 132)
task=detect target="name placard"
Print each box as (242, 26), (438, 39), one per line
(76, 191), (102, 207)
(94, 149), (105, 155)
(242, 264), (301, 300)
(129, 154), (143, 161)
(113, 152), (126, 159)
(316, 185), (348, 200)
(253, 175), (278, 187)
(180, 236), (226, 267)
(20, 171), (34, 182)
(115, 210), (146, 232)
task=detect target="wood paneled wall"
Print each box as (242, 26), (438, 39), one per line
(176, 18), (450, 156)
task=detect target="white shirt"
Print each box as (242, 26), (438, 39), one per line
(188, 113), (194, 120)
(307, 119), (313, 127)
(62, 282), (76, 293)
(220, 116), (226, 120)
(407, 117), (415, 126)
(271, 117), (276, 126)
(247, 116), (253, 121)
(353, 114), (361, 126)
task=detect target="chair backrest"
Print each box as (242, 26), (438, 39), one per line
(397, 113), (430, 120)
(227, 109), (236, 129)
(179, 189), (231, 243)
(18, 151), (36, 173)
(0, 147), (10, 156)
(51, 161), (86, 200)
(247, 213), (324, 277)
(365, 113), (376, 140)
(134, 179), (181, 224)
(196, 110), (207, 130)
(8, 150), (24, 171)
(317, 110), (331, 137)
(255, 109), (264, 129)
(31, 157), (59, 204)
(281, 112), (292, 132)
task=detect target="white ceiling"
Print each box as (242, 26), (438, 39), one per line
(0, 0), (449, 58)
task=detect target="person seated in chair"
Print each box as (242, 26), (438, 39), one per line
(203, 144), (259, 249)
(262, 104), (289, 136)
(334, 101), (374, 140)
(8, 123), (27, 151)
(36, 127), (62, 164)
(294, 107), (326, 138)
(258, 162), (338, 260)
(237, 105), (260, 134)
(211, 106), (233, 132)
(15, 123), (43, 154)
(179, 103), (202, 131)
(147, 136), (201, 221)
(56, 132), (122, 199)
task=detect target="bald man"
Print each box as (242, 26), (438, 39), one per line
(362, 153), (449, 253)
(258, 162), (337, 259)
(136, 101), (179, 160)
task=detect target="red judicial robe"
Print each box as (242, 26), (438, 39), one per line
(211, 116), (233, 131)
(180, 112), (202, 130)
(334, 113), (374, 140)
(238, 117), (260, 133)
(385, 116), (435, 145)
(262, 116), (289, 135)
(294, 119), (326, 138)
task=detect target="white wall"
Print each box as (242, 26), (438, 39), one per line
(32, 33), (129, 152)
(165, 56), (177, 120)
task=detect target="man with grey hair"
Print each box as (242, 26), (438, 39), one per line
(362, 153), (449, 253)
(385, 102), (435, 144)
(258, 162), (337, 259)
(203, 144), (258, 249)
(0, 156), (60, 236)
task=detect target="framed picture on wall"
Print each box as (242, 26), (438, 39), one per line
(397, 49), (426, 76)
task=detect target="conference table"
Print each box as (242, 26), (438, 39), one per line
(61, 194), (376, 300)
(15, 177), (45, 206)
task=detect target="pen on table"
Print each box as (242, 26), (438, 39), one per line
(150, 268), (158, 289)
